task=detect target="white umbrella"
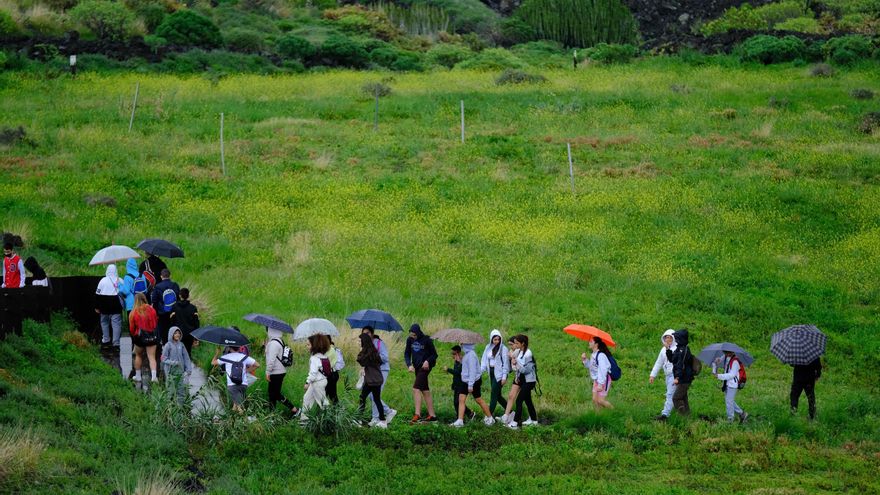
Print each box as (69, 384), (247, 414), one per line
(89, 245), (140, 266)
(293, 318), (339, 341)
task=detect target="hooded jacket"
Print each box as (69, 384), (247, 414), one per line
(514, 348), (536, 383)
(373, 337), (390, 372)
(118, 258), (139, 311)
(161, 327), (193, 375)
(650, 329), (678, 378)
(461, 343), (482, 388)
(667, 330), (695, 384)
(265, 329), (288, 376)
(481, 329), (510, 382)
(404, 324), (437, 370)
(171, 299), (199, 336)
(95, 264), (122, 314)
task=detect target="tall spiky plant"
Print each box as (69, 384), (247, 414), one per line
(516, 0), (638, 47)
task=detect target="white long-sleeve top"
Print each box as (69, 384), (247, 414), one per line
(481, 344), (510, 381)
(589, 351), (611, 386)
(716, 357), (741, 389)
(306, 353), (329, 384)
(650, 347), (674, 378)
(265, 338), (287, 376)
(333, 347), (345, 371)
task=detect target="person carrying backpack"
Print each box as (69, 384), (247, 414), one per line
(649, 329), (677, 421)
(170, 288), (199, 355)
(151, 269), (179, 346)
(507, 334), (537, 429)
(301, 334), (331, 422)
(713, 351), (749, 423)
(326, 338), (345, 405)
(668, 329), (695, 416)
(161, 326), (193, 405)
(265, 327), (298, 415)
(356, 333), (387, 428)
(212, 345), (259, 413)
(118, 258), (140, 312)
(138, 252), (166, 292)
(451, 342), (495, 427)
(584, 337), (615, 411)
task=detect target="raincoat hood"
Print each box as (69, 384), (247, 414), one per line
(167, 326), (182, 343)
(462, 343), (476, 354)
(489, 329), (502, 342)
(673, 329), (689, 348)
(105, 264), (118, 280)
(125, 258), (139, 277)
(661, 329), (677, 349)
(267, 328), (283, 341)
(409, 323), (425, 340)
(96, 264), (120, 295)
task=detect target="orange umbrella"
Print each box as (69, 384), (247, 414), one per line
(564, 324), (617, 347)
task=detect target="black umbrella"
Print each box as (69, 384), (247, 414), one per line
(771, 324), (826, 365)
(137, 238), (185, 258)
(192, 326), (250, 346)
(345, 309), (403, 332)
(243, 313), (293, 333)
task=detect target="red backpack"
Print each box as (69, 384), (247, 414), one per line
(728, 357), (747, 389)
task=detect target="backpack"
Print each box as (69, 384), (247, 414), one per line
(319, 357), (332, 377)
(221, 355), (249, 385)
(691, 352), (702, 377)
(161, 288), (177, 313)
(606, 352), (622, 381)
(142, 259), (157, 290)
(131, 274), (149, 297)
(729, 357), (747, 389)
(273, 339), (293, 367)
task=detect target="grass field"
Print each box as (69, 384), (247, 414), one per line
(1, 61), (879, 493)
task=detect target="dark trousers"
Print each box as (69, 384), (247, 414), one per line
(157, 313), (172, 344)
(182, 333), (194, 355)
(673, 381), (691, 416)
(327, 371), (339, 404)
(360, 384), (384, 421)
(790, 379), (816, 419)
(513, 381), (536, 425)
(488, 371), (507, 415)
(268, 373), (295, 411)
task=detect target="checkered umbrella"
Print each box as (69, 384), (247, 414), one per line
(770, 324), (826, 365)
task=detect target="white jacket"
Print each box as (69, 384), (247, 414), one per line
(480, 329), (510, 381)
(716, 357), (742, 389)
(589, 351), (611, 386)
(650, 329), (677, 378)
(306, 353), (329, 384)
(265, 331), (288, 376)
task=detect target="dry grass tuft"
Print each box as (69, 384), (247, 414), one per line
(601, 161), (658, 178)
(116, 469), (181, 495)
(62, 331), (90, 349)
(0, 428), (44, 482)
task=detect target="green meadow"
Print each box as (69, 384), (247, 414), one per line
(1, 61), (879, 493)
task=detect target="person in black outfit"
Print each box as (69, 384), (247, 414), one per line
(667, 329), (695, 416)
(151, 269), (180, 346)
(404, 323), (438, 423)
(139, 253), (167, 286)
(791, 358), (822, 420)
(171, 287), (199, 354)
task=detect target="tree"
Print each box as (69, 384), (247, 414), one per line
(70, 0), (134, 42)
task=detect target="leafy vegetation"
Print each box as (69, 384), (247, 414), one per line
(516, 0), (637, 47)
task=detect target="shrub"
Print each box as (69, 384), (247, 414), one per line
(156, 49), (278, 74)
(737, 35), (806, 64)
(155, 10), (222, 49)
(517, 0), (637, 47)
(20, 5), (71, 37)
(300, 403), (359, 439)
(70, 0), (134, 41)
(851, 88), (875, 100)
(775, 17), (823, 34)
(391, 51), (423, 71)
(509, 40), (570, 67)
(319, 34), (368, 68)
(144, 34), (166, 51)
(322, 5), (399, 41)
(224, 28), (264, 53)
(0, 10), (20, 39)
(426, 43), (473, 68)
(454, 48), (527, 70)
(498, 17), (536, 46)
(420, 0), (500, 39)
(362, 81), (391, 97)
(836, 13), (880, 35)
(276, 34), (314, 61)
(809, 63), (834, 76)
(701, 1), (806, 35)
(584, 43), (637, 63)
(495, 68), (546, 85)
(859, 111), (880, 133)
(0, 51), (6, 68)
(137, 3), (167, 33)
(823, 35), (875, 65)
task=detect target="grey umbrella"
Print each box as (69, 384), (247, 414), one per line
(431, 328), (485, 344)
(293, 318), (340, 341)
(771, 324), (826, 365)
(697, 342), (755, 367)
(243, 313), (293, 333)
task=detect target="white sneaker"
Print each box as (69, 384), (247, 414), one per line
(506, 422), (519, 430)
(523, 418), (537, 426)
(368, 418), (379, 427)
(151, 378), (159, 383)
(375, 421), (388, 429)
(133, 375), (142, 382)
(500, 414), (509, 424)
(386, 409), (397, 423)
(483, 416), (495, 426)
(450, 419), (464, 428)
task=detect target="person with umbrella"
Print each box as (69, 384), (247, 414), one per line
(301, 334), (332, 422)
(404, 323), (439, 424)
(583, 337), (615, 411)
(790, 358), (821, 420)
(712, 350), (749, 423)
(771, 325), (826, 421)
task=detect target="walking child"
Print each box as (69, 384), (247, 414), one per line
(507, 334), (537, 429)
(447, 346), (474, 420)
(584, 337), (614, 410)
(213, 345), (259, 413)
(451, 343), (495, 427)
(161, 326), (193, 405)
(713, 351), (748, 423)
(649, 329), (677, 420)
(499, 335), (521, 424)
(265, 327), (298, 415)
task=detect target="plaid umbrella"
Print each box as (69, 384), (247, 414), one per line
(770, 324), (826, 365)
(431, 328), (484, 344)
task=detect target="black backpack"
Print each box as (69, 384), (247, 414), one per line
(273, 339), (293, 367)
(220, 355), (249, 385)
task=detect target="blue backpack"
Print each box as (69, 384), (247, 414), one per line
(603, 351), (622, 381)
(131, 274), (149, 297)
(161, 288), (177, 313)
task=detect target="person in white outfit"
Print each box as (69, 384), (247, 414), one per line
(584, 337), (613, 410)
(480, 329), (510, 417)
(649, 329), (677, 420)
(714, 351), (748, 423)
(301, 334), (331, 422)
(94, 264), (123, 348)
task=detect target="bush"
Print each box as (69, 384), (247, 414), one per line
(156, 49), (278, 74)
(509, 40), (569, 68)
(224, 28), (264, 53)
(823, 35), (875, 65)
(319, 34), (368, 68)
(700, 1), (806, 35)
(498, 17), (536, 46)
(322, 5), (399, 41)
(809, 63), (835, 76)
(391, 51), (423, 71)
(454, 48), (527, 70)
(420, 0), (500, 40)
(584, 43), (637, 63)
(426, 43), (473, 68)
(70, 0), (134, 41)
(836, 13), (880, 35)
(20, 5), (71, 37)
(276, 34), (314, 61)
(0, 51), (7, 69)
(775, 17), (823, 34)
(0, 10), (20, 39)
(859, 111), (880, 133)
(362, 81), (392, 97)
(155, 10), (222, 49)
(851, 88), (875, 100)
(495, 68), (546, 85)
(136, 3), (167, 34)
(737, 35), (806, 64)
